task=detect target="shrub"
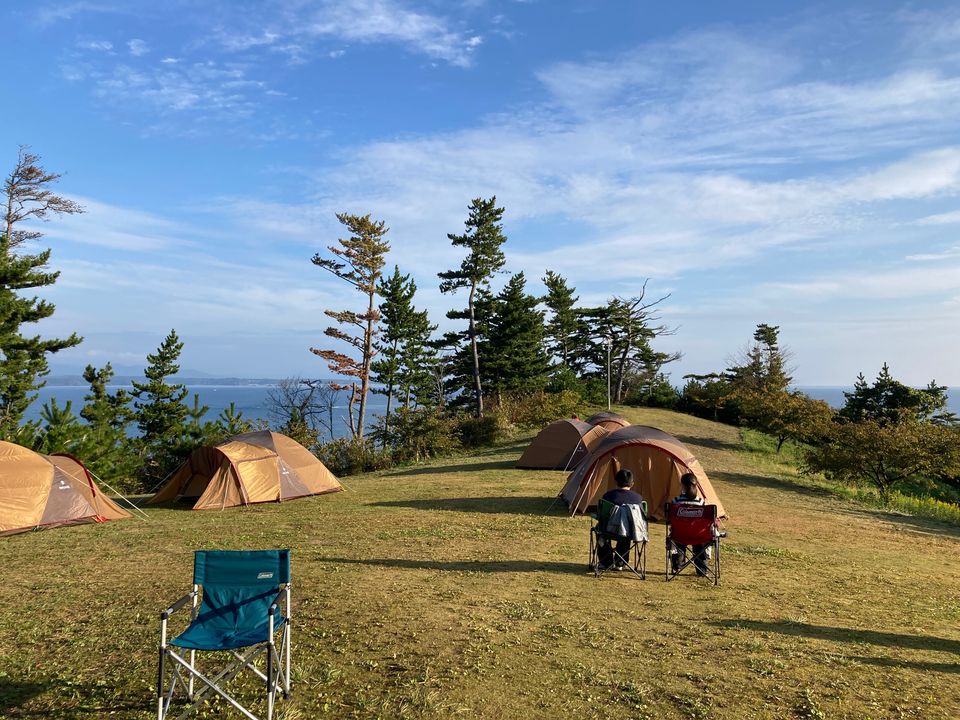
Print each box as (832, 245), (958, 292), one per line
(457, 414), (503, 448)
(507, 390), (584, 429)
(316, 437), (391, 476)
(382, 407), (460, 463)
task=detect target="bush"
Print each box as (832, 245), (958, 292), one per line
(457, 414), (503, 448)
(316, 437), (391, 476)
(381, 407), (461, 463)
(506, 390), (584, 429)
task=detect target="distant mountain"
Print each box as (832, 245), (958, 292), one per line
(44, 375), (285, 387)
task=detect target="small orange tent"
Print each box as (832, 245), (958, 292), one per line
(0, 442), (131, 536)
(516, 419), (608, 470)
(585, 411), (631, 432)
(149, 430), (341, 510)
(560, 425), (726, 521)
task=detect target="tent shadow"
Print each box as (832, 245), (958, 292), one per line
(369, 495), (569, 515)
(710, 619), (960, 655)
(320, 556), (587, 575)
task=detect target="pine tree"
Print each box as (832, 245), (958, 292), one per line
(542, 270), (580, 368)
(839, 363), (955, 426)
(438, 197), (507, 417)
(78, 362), (139, 485)
(727, 323), (792, 395)
(131, 330), (190, 485)
(0, 147), (83, 439)
(484, 273), (551, 404)
(311, 213), (390, 439)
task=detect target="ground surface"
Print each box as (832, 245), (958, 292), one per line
(2, 408), (959, 719)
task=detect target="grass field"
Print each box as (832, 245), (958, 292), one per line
(2, 408), (959, 719)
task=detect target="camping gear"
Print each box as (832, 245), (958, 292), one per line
(516, 419), (609, 470)
(665, 503), (723, 585)
(149, 431), (341, 510)
(560, 425), (726, 520)
(0, 441), (131, 536)
(585, 411), (631, 431)
(589, 497), (647, 579)
(157, 549), (292, 720)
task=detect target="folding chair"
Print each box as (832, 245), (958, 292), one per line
(588, 498), (647, 579)
(665, 503), (723, 585)
(157, 549), (292, 720)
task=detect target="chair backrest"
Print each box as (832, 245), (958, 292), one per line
(193, 550), (290, 633)
(667, 503), (717, 545)
(596, 498), (616, 525)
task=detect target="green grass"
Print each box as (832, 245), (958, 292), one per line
(2, 407), (960, 718)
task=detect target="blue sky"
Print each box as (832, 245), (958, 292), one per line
(3, 1), (960, 384)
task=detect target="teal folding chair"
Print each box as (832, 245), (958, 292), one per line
(157, 550), (291, 720)
(589, 498), (647, 579)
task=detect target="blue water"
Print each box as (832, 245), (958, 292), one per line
(27, 384), (389, 440)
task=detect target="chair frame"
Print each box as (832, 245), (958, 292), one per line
(664, 502), (722, 585)
(589, 498), (647, 580)
(157, 564), (291, 720)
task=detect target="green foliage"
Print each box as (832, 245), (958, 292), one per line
(438, 196), (508, 417)
(738, 389), (834, 452)
(315, 436), (390, 476)
(497, 390), (584, 430)
(624, 372), (680, 408)
(727, 323), (792, 395)
(679, 373), (739, 422)
(0, 148), (84, 438)
(804, 418), (960, 503)
(35, 398), (82, 454)
(541, 270), (579, 368)
(131, 329), (191, 487)
(379, 406), (460, 464)
(457, 414), (503, 448)
(311, 212), (391, 439)
(839, 363), (956, 426)
(483, 273), (551, 402)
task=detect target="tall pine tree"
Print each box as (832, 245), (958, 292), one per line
(311, 213), (390, 439)
(542, 270), (580, 368)
(0, 147), (83, 439)
(438, 197), (507, 417)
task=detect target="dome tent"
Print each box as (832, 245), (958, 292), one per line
(0, 442), (131, 536)
(560, 425), (726, 521)
(585, 411), (631, 432)
(516, 419), (609, 470)
(149, 430), (341, 510)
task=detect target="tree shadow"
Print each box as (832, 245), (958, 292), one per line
(369, 495), (569, 515)
(0, 682), (48, 714)
(385, 458), (520, 477)
(674, 434), (742, 452)
(711, 619), (960, 655)
(320, 556), (587, 575)
(1, 678), (147, 717)
(714, 470), (839, 501)
(845, 655), (960, 674)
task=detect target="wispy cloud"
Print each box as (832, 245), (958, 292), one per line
(127, 38), (149, 56)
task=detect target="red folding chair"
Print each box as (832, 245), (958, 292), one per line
(665, 503), (723, 585)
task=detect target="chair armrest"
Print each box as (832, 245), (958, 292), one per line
(268, 586), (288, 615)
(160, 590), (197, 620)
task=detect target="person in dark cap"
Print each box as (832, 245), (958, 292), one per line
(597, 468), (645, 570)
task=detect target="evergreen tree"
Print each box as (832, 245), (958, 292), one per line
(0, 147), (83, 438)
(727, 323), (792, 395)
(484, 272), (551, 403)
(839, 363), (956, 426)
(438, 197), (507, 417)
(311, 213), (390, 439)
(131, 330), (190, 485)
(542, 270), (580, 368)
(78, 363), (139, 485)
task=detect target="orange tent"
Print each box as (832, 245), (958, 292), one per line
(585, 411), (631, 432)
(559, 425), (726, 521)
(516, 419), (608, 470)
(0, 441), (131, 536)
(149, 431), (341, 510)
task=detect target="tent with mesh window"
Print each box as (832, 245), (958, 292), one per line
(149, 430), (341, 510)
(0, 441), (131, 536)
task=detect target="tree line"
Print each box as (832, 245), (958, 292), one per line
(3, 146), (960, 503)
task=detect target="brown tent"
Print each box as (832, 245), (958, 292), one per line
(559, 425), (726, 521)
(0, 441), (131, 536)
(149, 430), (342, 510)
(585, 411), (631, 432)
(516, 419), (609, 470)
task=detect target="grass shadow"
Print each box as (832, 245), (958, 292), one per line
(846, 655), (960, 674)
(369, 495), (568, 515)
(386, 459), (522, 477)
(0, 682), (48, 714)
(0, 679), (147, 716)
(320, 556), (587, 575)
(674, 434), (742, 452)
(711, 619), (960, 654)
(714, 470), (839, 501)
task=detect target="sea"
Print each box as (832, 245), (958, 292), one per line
(24, 383), (960, 437)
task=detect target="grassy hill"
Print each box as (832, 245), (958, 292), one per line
(2, 408), (958, 719)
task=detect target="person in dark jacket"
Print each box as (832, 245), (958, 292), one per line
(597, 469), (645, 570)
(670, 472), (709, 575)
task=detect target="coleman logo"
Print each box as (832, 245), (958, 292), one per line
(257, 572), (274, 580)
(676, 506), (705, 518)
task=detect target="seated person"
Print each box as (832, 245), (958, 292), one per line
(670, 472), (709, 576)
(597, 469), (645, 570)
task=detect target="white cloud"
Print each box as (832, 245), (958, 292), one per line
(77, 39), (113, 51)
(914, 210), (960, 225)
(127, 38), (149, 56)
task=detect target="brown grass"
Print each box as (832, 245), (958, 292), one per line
(1, 407), (959, 719)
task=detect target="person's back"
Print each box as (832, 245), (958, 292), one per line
(603, 485), (645, 507)
(596, 469), (645, 570)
